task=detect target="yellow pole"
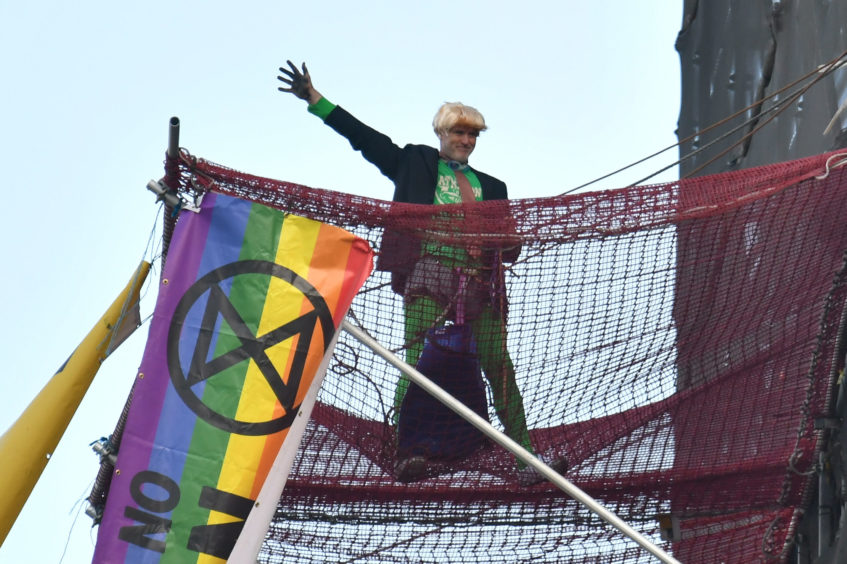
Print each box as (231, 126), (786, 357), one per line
(0, 261), (151, 545)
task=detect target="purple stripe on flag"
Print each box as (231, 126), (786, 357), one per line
(147, 195), (252, 473)
(93, 193), (253, 563)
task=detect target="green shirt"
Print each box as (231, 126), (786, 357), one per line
(424, 160), (482, 266)
(434, 160), (482, 204)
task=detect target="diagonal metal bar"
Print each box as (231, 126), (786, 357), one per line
(341, 318), (681, 564)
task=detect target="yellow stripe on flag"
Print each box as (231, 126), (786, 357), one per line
(208, 216), (323, 534)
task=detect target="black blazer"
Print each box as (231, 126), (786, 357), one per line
(324, 106), (509, 204)
(323, 105), (517, 293)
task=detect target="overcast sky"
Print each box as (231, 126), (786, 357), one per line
(0, 2), (681, 562)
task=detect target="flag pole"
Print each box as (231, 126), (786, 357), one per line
(340, 319), (681, 564)
(167, 116), (180, 160)
(162, 116), (181, 264)
(0, 261), (150, 546)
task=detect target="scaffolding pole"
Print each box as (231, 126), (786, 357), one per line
(341, 319), (681, 564)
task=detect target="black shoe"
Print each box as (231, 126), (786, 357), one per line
(395, 455), (428, 483)
(516, 454), (568, 487)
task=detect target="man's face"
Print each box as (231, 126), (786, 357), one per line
(439, 126), (479, 163)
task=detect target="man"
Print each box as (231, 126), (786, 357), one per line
(277, 61), (563, 484)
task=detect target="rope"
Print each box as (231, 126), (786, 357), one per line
(562, 46), (847, 194)
(85, 209), (162, 524)
(679, 51), (845, 180)
(815, 152), (847, 180)
(102, 206), (161, 356)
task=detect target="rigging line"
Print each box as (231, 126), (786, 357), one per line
(679, 59), (838, 180)
(814, 151), (847, 180)
(103, 203), (163, 354)
(627, 77), (816, 187)
(561, 57), (831, 195)
(58, 478), (96, 564)
(627, 51), (847, 187)
(654, 48), (847, 184)
(675, 49), (847, 180)
(563, 47), (847, 194)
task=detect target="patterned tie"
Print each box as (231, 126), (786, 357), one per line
(453, 168), (477, 204)
(452, 168), (481, 258)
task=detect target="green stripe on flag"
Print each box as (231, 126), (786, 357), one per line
(163, 203), (285, 562)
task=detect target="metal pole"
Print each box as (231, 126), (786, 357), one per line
(161, 117), (181, 265)
(341, 319), (682, 564)
(167, 116), (180, 159)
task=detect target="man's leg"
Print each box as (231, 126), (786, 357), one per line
(393, 295), (441, 421)
(472, 307), (534, 457)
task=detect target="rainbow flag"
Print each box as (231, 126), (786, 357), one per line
(93, 192), (373, 563)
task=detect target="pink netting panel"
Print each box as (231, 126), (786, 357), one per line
(166, 150), (847, 563)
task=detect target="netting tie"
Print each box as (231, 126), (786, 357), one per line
(815, 152), (847, 180)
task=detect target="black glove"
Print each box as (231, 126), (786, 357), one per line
(277, 60), (312, 101)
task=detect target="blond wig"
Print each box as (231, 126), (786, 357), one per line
(432, 102), (487, 136)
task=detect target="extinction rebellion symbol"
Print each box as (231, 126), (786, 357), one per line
(167, 260), (335, 436)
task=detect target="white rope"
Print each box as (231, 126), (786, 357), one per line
(814, 152), (847, 180)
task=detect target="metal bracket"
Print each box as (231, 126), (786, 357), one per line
(90, 436), (117, 465)
(146, 179), (202, 214)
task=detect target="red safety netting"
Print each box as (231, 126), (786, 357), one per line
(163, 150), (847, 563)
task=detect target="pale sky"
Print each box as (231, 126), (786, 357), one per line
(0, 2), (681, 562)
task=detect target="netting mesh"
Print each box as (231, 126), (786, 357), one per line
(164, 150), (847, 563)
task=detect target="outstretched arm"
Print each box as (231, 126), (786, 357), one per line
(278, 61), (404, 181)
(277, 60), (322, 105)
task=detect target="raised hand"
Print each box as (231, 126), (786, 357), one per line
(277, 60), (319, 103)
